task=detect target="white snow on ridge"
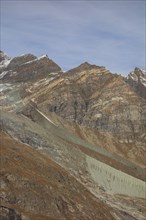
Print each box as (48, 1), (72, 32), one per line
(0, 51), (11, 69)
(22, 59), (38, 65)
(128, 73), (138, 82)
(140, 77), (146, 87)
(127, 68), (146, 87)
(38, 54), (48, 60)
(21, 55), (48, 66)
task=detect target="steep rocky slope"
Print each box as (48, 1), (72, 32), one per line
(126, 67), (146, 99)
(1, 132), (117, 220)
(0, 52), (61, 82)
(0, 51), (11, 73)
(0, 51), (145, 167)
(9, 59), (144, 167)
(0, 52), (146, 220)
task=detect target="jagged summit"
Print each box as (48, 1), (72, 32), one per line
(0, 52), (61, 82)
(0, 51), (11, 70)
(78, 61), (103, 70)
(79, 61), (93, 68)
(0, 51), (146, 220)
(67, 61), (106, 75)
(0, 51), (10, 61)
(126, 67), (146, 99)
(128, 67), (146, 79)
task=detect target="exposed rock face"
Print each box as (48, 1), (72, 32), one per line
(0, 52), (146, 220)
(37, 64), (146, 145)
(126, 67), (146, 99)
(0, 206), (21, 220)
(67, 62), (104, 74)
(0, 51), (11, 72)
(1, 132), (117, 220)
(0, 53), (61, 83)
(7, 54), (37, 69)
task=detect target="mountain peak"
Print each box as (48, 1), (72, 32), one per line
(67, 61), (105, 74)
(77, 61), (102, 70)
(0, 53), (61, 83)
(126, 67), (146, 99)
(79, 61), (92, 67)
(0, 51), (11, 70)
(128, 67), (146, 80)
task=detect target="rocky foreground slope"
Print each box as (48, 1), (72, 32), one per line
(0, 51), (146, 220)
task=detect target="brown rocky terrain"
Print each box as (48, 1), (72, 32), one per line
(1, 132), (146, 220)
(0, 52), (61, 82)
(0, 51), (146, 219)
(7, 59), (144, 167)
(1, 132), (117, 220)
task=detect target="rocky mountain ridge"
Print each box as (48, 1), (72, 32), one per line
(0, 51), (61, 82)
(126, 67), (146, 99)
(0, 51), (11, 71)
(0, 51), (146, 220)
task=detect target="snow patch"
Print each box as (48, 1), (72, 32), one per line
(38, 54), (48, 60)
(22, 55), (48, 65)
(139, 75), (146, 87)
(22, 59), (38, 65)
(128, 73), (138, 82)
(0, 51), (11, 68)
(128, 69), (146, 86)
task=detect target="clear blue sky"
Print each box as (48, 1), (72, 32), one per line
(1, 0), (145, 75)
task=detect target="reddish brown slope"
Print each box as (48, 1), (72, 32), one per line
(0, 132), (116, 220)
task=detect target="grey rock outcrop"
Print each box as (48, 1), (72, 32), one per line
(0, 51), (11, 73)
(126, 67), (146, 99)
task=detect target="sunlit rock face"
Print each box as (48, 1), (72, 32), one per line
(43, 63), (146, 145)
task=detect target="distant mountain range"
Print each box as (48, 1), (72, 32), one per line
(0, 51), (146, 220)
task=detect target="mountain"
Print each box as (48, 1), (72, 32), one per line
(0, 51), (11, 73)
(0, 53), (61, 82)
(126, 67), (146, 99)
(0, 52), (146, 220)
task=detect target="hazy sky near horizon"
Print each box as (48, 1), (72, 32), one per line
(1, 0), (145, 75)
